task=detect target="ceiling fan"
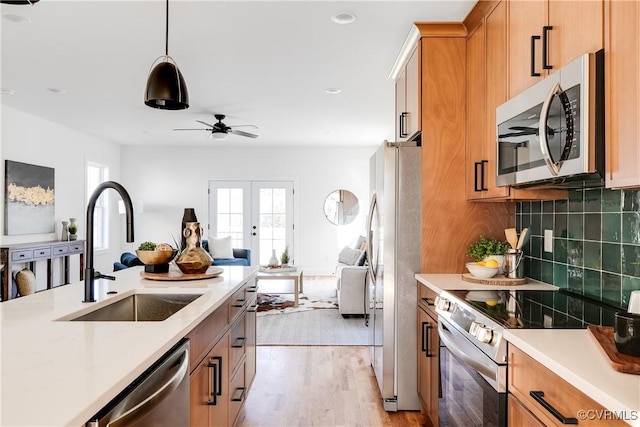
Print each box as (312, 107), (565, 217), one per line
(173, 114), (258, 140)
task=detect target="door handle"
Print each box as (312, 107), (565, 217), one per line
(474, 162), (482, 192)
(542, 26), (553, 70)
(530, 35), (541, 77)
(480, 160), (488, 191)
(399, 112), (408, 138)
(207, 356), (223, 405)
(421, 321), (433, 357)
(530, 391), (578, 424)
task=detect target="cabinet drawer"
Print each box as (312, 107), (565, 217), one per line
(229, 361), (246, 426)
(186, 305), (229, 369)
(229, 315), (246, 375)
(68, 242), (84, 254)
(418, 284), (438, 318)
(11, 250), (33, 262)
(32, 247), (51, 259)
(508, 345), (626, 426)
(52, 245), (69, 256)
(229, 285), (248, 322)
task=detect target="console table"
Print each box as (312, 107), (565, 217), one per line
(0, 240), (85, 301)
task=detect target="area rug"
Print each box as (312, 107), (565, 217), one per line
(257, 293), (338, 315)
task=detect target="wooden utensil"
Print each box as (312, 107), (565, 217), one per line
(505, 228), (518, 250)
(516, 227), (530, 249)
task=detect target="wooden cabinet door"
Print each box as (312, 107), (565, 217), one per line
(245, 300), (257, 389)
(605, 0), (640, 188)
(395, 68), (407, 141)
(466, 22), (486, 201)
(190, 333), (229, 427)
(417, 304), (439, 426)
(547, 1), (603, 71)
(484, 1), (511, 199)
(508, 0), (547, 97)
(405, 45), (421, 139)
(508, 394), (545, 427)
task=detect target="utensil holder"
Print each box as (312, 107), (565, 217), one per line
(504, 249), (524, 279)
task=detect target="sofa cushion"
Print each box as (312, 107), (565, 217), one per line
(208, 236), (233, 258)
(338, 246), (362, 265)
(213, 257), (249, 266)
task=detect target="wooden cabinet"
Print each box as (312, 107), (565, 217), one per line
(604, 0), (640, 188)
(417, 285), (439, 426)
(187, 275), (257, 427)
(508, 344), (627, 426)
(508, 393), (545, 427)
(395, 45), (421, 141)
(465, 1), (566, 202)
(509, 0), (603, 97)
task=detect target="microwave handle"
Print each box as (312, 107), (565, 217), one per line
(539, 81), (568, 176)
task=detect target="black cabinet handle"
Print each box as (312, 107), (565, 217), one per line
(399, 112), (408, 138)
(231, 387), (246, 402)
(474, 161), (482, 192)
(531, 35), (541, 77)
(246, 286), (257, 293)
(232, 298), (246, 308)
(421, 297), (435, 307)
(248, 304), (258, 313)
(542, 26), (553, 70)
(421, 321), (433, 357)
(529, 391), (578, 424)
(207, 356), (223, 405)
(480, 160), (488, 191)
(232, 337), (247, 348)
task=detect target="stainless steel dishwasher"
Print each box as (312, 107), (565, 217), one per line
(86, 339), (190, 427)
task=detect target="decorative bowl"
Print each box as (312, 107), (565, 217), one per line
(135, 250), (177, 265)
(465, 262), (499, 279)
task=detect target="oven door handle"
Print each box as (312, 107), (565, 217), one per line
(438, 320), (499, 382)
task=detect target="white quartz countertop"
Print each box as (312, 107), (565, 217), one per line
(0, 265), (257, 427)
(415, 273), (559, 293)
(505, 329), (640, 427)
(416, 273), (640, 426)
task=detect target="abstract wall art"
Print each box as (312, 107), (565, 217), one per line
(4, 160), (55, 235)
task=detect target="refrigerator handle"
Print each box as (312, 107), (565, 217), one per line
(366, 193), (377, 284)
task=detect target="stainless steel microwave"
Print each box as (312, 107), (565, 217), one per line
(496, 50), (604, 188)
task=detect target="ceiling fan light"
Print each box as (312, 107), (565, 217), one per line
(144, 57), (189, 110)
(210, 131), (228, 141)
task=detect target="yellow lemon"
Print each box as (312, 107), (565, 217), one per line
(486, 300), (499, 307)
(475, 261), (486, 266)
(484, 259), (499, 268)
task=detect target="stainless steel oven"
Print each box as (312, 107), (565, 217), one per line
(495, 50), (604, 188)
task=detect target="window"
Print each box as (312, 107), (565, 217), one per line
(87, 162), (109, 250)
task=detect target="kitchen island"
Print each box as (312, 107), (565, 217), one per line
(416, 273), (640, 427)
(0, 265), (257, 426)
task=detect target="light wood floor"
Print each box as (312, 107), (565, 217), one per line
(237, 346), (428, 427)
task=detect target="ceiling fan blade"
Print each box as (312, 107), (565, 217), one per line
(196, 120), (216, 127)
(231, 124), (259, 129)
(230, 129), (258, 138)
(173, 128), (212, 131)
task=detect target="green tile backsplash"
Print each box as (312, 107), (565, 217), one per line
(516, 188), (640, 310)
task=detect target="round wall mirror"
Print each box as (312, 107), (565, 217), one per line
(323, 189), (359, 225)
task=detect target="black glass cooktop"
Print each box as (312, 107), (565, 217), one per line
(446, 288), (622, 329)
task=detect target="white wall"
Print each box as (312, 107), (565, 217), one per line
(1, 106), (122, 283)
(120, 145), (374, 275)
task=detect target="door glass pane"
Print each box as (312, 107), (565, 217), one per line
(257, 187), (289, 265)
(215, 188), (244, 248)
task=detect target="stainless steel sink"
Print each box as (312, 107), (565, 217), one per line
(67, 293), (203, 322)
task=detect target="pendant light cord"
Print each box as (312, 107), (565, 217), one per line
(165, 0), (169, 56)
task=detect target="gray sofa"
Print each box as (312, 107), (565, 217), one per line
(335, 238), (367, 316)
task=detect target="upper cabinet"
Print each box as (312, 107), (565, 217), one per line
(508, 0), (604, 97)
(604, 0), (640, 188)
(465, 1), (566, 201)
(394, 43), (421, 141)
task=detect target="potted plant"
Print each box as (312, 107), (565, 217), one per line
(280, 247), (290, 266)
(466, 236), (510, 271)
(68, 223), (78, 241)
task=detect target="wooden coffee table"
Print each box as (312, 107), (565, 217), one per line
(256, 268), (304, 307)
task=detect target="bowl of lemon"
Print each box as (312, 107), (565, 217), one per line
(466, 258), (500, 279)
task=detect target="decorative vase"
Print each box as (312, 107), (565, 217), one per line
(61, 221), (69, 241)
(268, 249), (279, 267)
(176, 221), (212, 274)
(69, 233), (77, 241)
(181, 208), (198, 251)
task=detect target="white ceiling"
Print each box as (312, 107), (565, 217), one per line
(1, 0), (476, 147)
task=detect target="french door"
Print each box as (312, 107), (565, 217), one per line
(208, 180), (294, 266)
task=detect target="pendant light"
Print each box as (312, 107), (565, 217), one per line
(144, 0), (189, 110)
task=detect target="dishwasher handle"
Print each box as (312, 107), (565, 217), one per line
(100, 343), (190, 427)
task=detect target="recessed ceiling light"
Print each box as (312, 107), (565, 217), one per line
(331, 12), (356, 25)
(2, 13), (31, 24)
(46, 88), (67, 94)
(1, 88), (17, 96)
(325, 88), (342, 95)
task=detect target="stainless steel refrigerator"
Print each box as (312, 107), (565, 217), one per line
(366, 140), (421, 411)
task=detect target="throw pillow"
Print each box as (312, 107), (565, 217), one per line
(208, 236), (233, 258)
(356, 249), (367, 266)
(338, 246), (362, 265)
